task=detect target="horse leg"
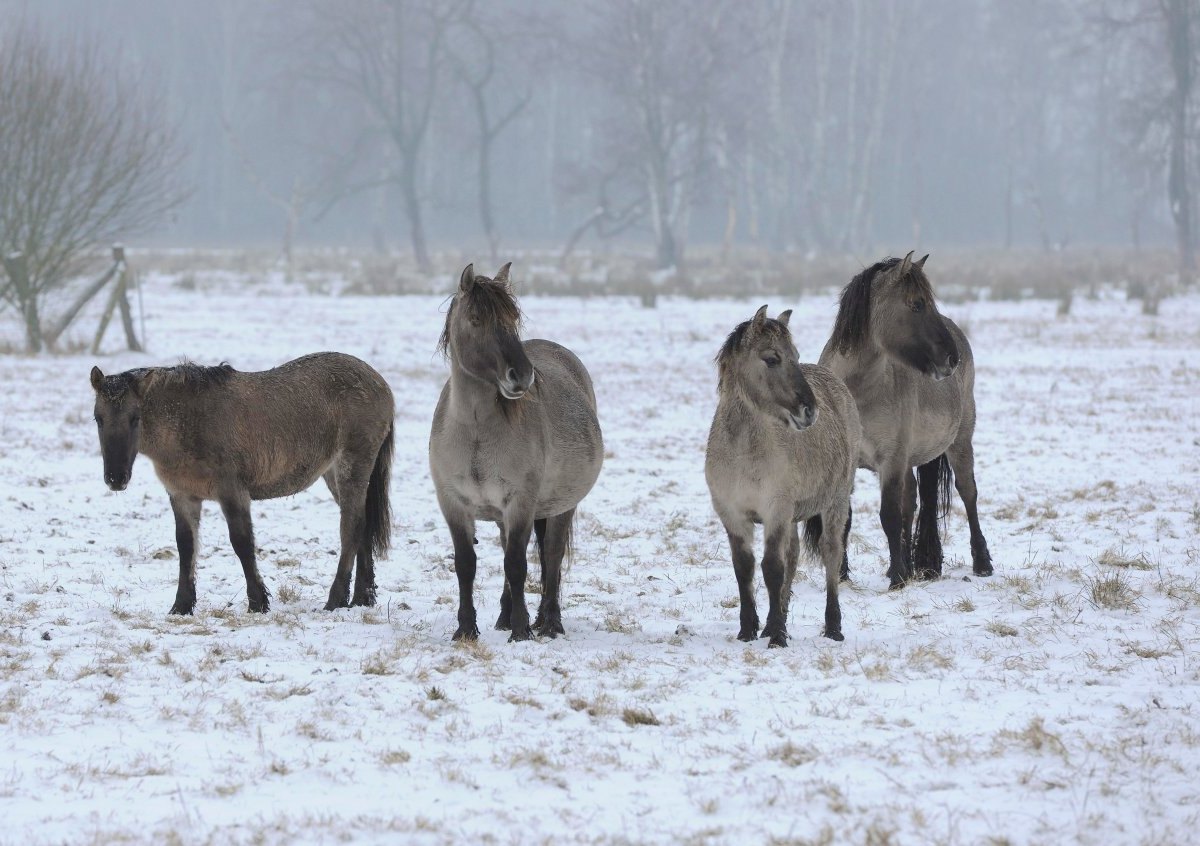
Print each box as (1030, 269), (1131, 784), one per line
(760, 522), (791, 648)
(445, 511), (479, 641)
(168, 494), (202, 615)
(219, 493), (270, 613)
(840, 499), (853, 582)
(494, 521), (512, 630)
(763, 523), (799, 642)
(533, 512), (570, 638)
(500, 511), (535, 642)
(913, 456), (946, 580)
(820, 506), (848, 641)
(947, 439), (993, 577)
(717, 511), (758, 641)
(880, 469), (913, 589)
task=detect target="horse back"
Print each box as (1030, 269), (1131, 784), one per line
(147, 353), (393, 501)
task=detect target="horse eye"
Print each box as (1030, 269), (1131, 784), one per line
(763, 354), (781, 368)
(911, 299), (925, 313)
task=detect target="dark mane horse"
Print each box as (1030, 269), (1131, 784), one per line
(90, 352), (394, 614)
(429, 263), (604, 642)
(819, 252), (993, 587)
(706, 305), (861, 645)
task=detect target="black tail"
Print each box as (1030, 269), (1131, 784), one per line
(803, 515), (823, 557)
(913, 453), (953, 576)
(364, 424), (393, 558)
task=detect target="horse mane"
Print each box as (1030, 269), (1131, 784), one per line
(436, 277), (523, 358)
(715, 318), (791, 391)
(161, 361), (237, 389)
(829, 257), (937, 354)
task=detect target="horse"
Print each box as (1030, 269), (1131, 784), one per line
(818, 252), (993, 588)
(429, 262), (603, 642)
(705, 305), (861, 646)
(89, 353), (394, 615)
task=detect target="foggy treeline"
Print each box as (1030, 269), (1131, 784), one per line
(7, 0), (1198, 274)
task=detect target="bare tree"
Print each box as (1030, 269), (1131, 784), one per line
(1099, 0), (1199, 283)
(448, 4), (534, 261)
(0, 23), (185, 352)
(577, 0), (754, 270)
(292, 1), (464, 274)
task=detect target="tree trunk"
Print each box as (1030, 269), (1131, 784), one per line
(2, 253), (41, 353)
(1166, 0), (1196, 284)
(400, 158), (432, 274)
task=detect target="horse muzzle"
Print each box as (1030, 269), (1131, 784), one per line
(104, 473), (129, 492)
(499, 367), (535, 400)
(787, 405), (818, 431)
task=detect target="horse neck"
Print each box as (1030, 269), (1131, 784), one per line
(446, 357), (506, 425)
(136, 377), (194, 462)
(717, 382), (778, 446)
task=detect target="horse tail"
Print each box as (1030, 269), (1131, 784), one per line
(803, 515), (823, 557)
(563, 510), (577, 569)
(365, 424), (394, 558)
(915, 453), (953, 547)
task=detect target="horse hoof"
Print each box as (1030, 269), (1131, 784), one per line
(737, 629), (758, 642)
(824, 629), (845, 642)
(974, 564), (994, 577)
(915, 569), (941, 582)
(168, 603), (194, 616)
(535, 618), (565, 638)
(323, 598), (348, 611)
(767, 633), (789, 648)
(452, 625), (480, 642)
(508, 627), (532, 643)
(494, 616), (511, 631)
(888, 580), (906, 591)
(350, 592), (377, 608)
(249, 598), (270, 613)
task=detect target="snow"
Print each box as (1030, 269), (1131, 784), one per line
(1, 278), (1198, 845)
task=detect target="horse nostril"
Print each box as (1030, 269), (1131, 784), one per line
(506, 367), (518, 385)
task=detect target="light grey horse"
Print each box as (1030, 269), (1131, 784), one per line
(89, 353), (394, 615)
(818, 252), (993, 588)
(429, 263), (604, 642)
(705, 306), (861, 646)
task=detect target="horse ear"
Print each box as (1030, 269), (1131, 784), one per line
(459, 263), (475, 293)
(494, 262), (512, 285)
(777, 309), (792, 327)
(752, 304), (769, 326)
(916, 253), (929, 269)
(90, 366), (104, 392)
(899, 250), (915, 276)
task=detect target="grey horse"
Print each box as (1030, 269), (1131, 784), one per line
(818, 252), (993, 588)
(89, 353), (394, 614)
(429, 263), (603, 642)
(705, 306), (861, 646)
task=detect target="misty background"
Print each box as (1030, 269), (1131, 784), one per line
(2, 0), (1196, 275)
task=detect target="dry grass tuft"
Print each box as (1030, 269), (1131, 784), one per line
(768, 740), (818, 767)
(985, 620), (1020, 638)
(994, 716), (1069, 759)
(1088, 569), (1140, 610)
(1097, 548), (1153, 571)
(621, 706), (660, 727)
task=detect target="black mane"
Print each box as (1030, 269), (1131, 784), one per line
(437, 276), (523, 357)
(829, 257), (937, 354)
(163, 361), (237, 389)
(715, 317), (792, 389)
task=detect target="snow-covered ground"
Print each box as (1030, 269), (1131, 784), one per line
(1, 274), (1198, 845)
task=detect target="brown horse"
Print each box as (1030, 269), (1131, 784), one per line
(429, 263), (603, 642)
(818, 252), (993, 588)
(89, 353), (394, 614)
(705, 306), (861, 645)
